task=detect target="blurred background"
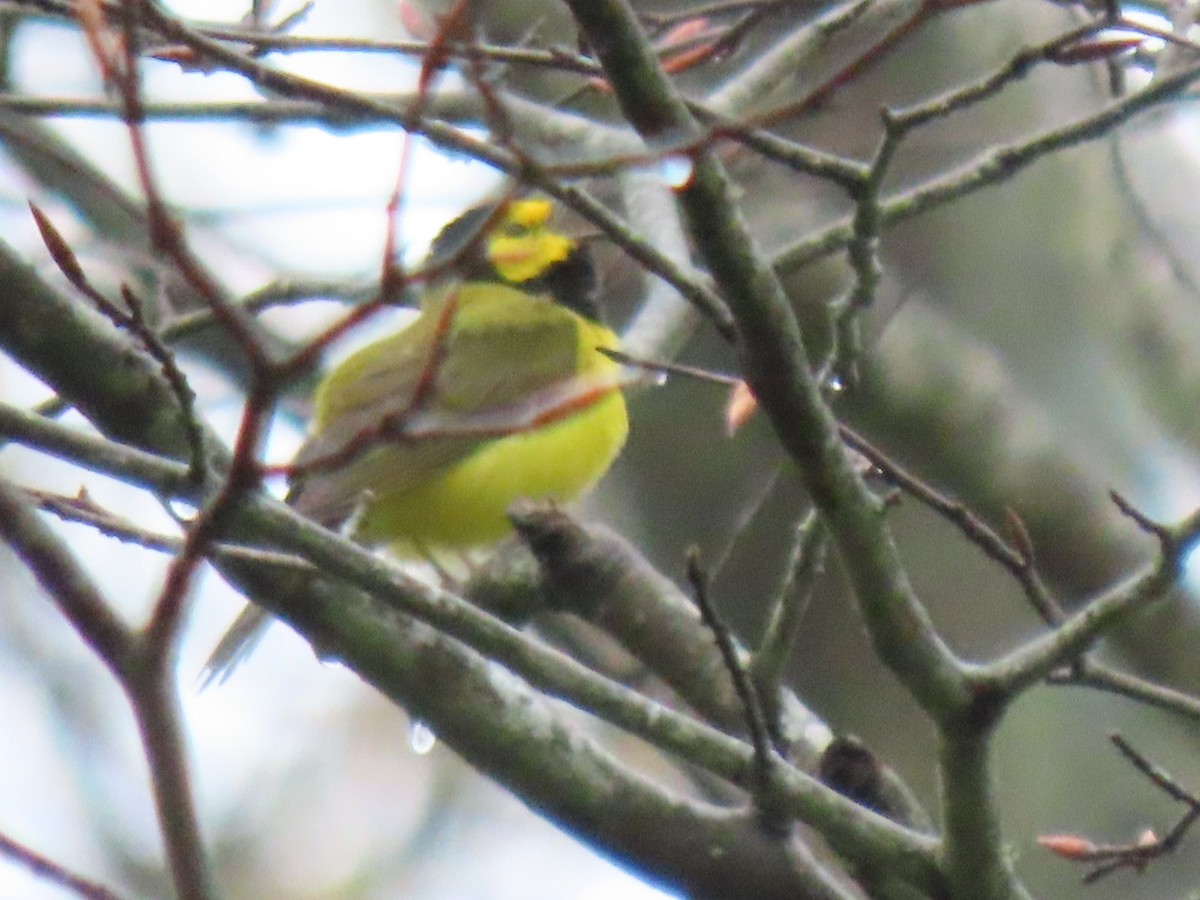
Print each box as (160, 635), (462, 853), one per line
(4, 0), (1200, 897)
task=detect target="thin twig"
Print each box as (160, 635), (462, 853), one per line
(27, 203), (206, 481)
(751, 511), (830, 733)
(837, 423), (1063, 622)
(686, 548), (781, 824)
(1048, 660), (1200, 722)
(29, 487), (311, 570)
(0, 829), (126, 900)
(775, 33), (1200, 275)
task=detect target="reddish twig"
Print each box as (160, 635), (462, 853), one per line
(28, 202), (206, 481)
(1040, 733), (1200, 883)
(0, 828), (125, 900)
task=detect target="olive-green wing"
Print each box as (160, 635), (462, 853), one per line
(290, 283), (588, 529)
(432, 286), (579, 412)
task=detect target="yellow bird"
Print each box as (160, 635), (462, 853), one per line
(204, 198), (629, 681)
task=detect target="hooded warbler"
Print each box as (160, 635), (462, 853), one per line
(204, 198), (628, 681)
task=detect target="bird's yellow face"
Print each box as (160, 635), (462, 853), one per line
(484, 199), (576, 284)
(423, 196), (599, 321)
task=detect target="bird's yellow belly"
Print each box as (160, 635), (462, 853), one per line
(355, 391), (628, 554)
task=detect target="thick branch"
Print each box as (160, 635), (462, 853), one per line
(562, 0), (968, 726)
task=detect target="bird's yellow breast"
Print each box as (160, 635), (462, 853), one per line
(356, 390), (627, 553)
(351, 314), (628, 554)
